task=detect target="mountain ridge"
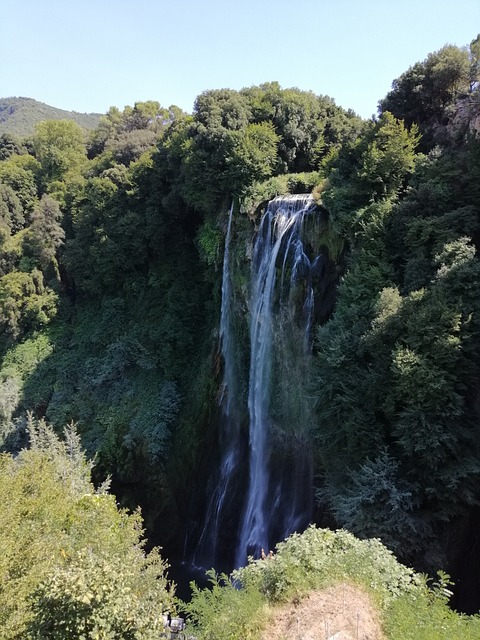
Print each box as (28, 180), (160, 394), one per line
(0, 96), (101, 137)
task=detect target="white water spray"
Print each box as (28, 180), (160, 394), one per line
(235, 194), (317, 566)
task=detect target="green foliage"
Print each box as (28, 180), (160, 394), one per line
(379, 43), (472, 149)
(235, 526), (421, 607)
(105, 128), (157, 166)
(321, 113), (418, 240)
(0, 417), (174, 639)
(241, 83), (363, 172)
(0, 153), (40, 213)
(357, 112), (419, 199)
(0, 97), (101, 138)
(0, 132), (27, 161)
(196, 219), (223, 266)
(0, 333), (53, 446)
(87, 101), (183, 158)
(0, 269), (58, 342)
(385, 573), (480, 640)
(0, 182), (25, 232)
(241, 171), (322, 217)
(184, 570), (265, 640)
(470, 34), (480, 89)
(314, 131), (480, 564)
(226, 122), (279, 191)
(168, 84), (361, 212)
(124, 380), (181, 462)
(33, 119), (87, 184)
(22, 194), (64, 272)
(30, 547), (171, 640)
(2, 53), (480, 615)
(317, 449), (425, 554)
(187, 527), (480, 640)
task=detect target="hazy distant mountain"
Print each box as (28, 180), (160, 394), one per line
(0, 97), (101, 137)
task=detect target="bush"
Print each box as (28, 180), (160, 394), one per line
(0, 417), (174, 639)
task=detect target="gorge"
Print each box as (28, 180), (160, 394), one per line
(2, 37), (480, 625)
(196, 195), (324, 571)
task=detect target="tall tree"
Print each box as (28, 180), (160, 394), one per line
(22, 194), (65, 273)
(33, 120), (86, 184)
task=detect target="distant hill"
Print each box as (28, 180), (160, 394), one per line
(0, 97), (101, 138)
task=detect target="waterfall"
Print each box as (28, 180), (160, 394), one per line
(195, 203), (241, 567)
(235, 194), (317, 566)
(219, 202), (237, 418)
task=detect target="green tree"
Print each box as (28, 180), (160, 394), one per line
(87, 101), (183, 158)
(379, 43), (471, 149)
(357, 112), (419, 199)
(22, 194), (65, 273)
(314, 135), (480, 565)
(0, 269), (57, 343)
(33, 120), (86, 184)
(105, 128), (157, 166)
(225, 122), (279, 192)
(241, 83), (360, 172)
(321, 113), (419, 238)
(0, 182), (24, 232)
(0, 154), (40, 213)
(469, 34), (480, 90)
(423, 44), (471, 107)
(0, 417), (174, 639)
(0, 133), (26, 161)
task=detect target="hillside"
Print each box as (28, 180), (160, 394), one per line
(0, 97), (101, 137)
(1, 35), (480, 623)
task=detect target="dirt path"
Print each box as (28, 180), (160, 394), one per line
(260, 582), (385, 640)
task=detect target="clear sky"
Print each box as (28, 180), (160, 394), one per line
(2, 0), (479, 119)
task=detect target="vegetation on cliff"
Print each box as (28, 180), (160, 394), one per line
(1, 33), (480, 630)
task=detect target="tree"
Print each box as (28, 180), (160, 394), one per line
(194, 89), (251, 132)
(22, 194), (65, 272)
(225, 122), (279, 192)
(0, 182), (24, 232)
(123, 100), (170, 133)
(87, 101), (183, 158)
(241, 83), (360, 172)
(423, 45), (470, 108)
(33, 120), (86, 184)
(0, 133), (26, 161)
(0, 154), (40, 213)
(0, 269), (57, 343)
(379, 44), (471, 149)
(314, 134), (480, 567)
(321, 113), (419, 238)
(357, 112), (419, 200)
(105, 128), (157, 166)
(470, 34), (480, 90)
(0, 417), (174, 639)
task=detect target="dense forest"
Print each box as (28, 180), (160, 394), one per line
(1, 35), (480, 637)
(0, 97), (101, 137)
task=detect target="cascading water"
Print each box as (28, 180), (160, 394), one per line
(194, 203), (243, 567)
(235, 194), (318, 566)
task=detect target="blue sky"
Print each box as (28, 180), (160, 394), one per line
(2, 0), (479, 118)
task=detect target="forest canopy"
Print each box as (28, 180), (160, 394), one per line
(1, 34), (480, 630)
